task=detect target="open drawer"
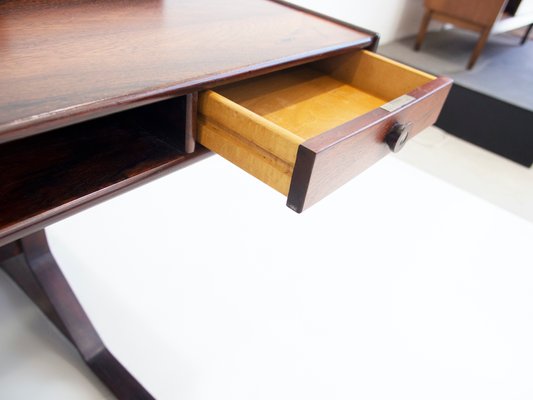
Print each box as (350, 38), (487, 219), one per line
(198, 50), (452, 213)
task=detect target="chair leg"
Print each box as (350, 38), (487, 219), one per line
(0, 230), (154, 400)
(520, 23), (532, 45)
(467, 27), (491, 69)
(415, 9), (433, 51)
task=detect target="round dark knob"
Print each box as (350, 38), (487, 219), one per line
(385, 122), (411, 153)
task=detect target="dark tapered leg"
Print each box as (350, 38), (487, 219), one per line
(521, 23), (532, 45)
(0, 230), (154, 400)
(467, 27), (490, 69)
(414, 9), (433, 51)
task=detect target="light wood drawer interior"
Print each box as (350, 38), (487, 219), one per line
(198, 50), (450, 212)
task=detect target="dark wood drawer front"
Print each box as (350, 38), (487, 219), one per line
(288, 76), (451, 212)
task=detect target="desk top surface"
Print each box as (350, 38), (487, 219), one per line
(0, 0), (373, 143)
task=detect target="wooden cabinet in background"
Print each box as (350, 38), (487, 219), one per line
(415, 0), (533, 69)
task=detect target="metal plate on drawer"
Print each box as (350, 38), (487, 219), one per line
(380, 95), (416, 112)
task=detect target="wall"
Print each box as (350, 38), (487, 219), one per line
(287, 0), (426, 44)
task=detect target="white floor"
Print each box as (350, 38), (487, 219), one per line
(396, 127), (533, 223)
(1, 127), (533, 400)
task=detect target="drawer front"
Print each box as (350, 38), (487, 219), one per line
(287, 76), (451, 212)
(198, 50), (452, 213)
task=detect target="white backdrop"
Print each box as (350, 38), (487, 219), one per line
(287, 0), (426, 44)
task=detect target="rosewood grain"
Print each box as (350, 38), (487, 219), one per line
(0, 99), (210, 248)
(0, 230), (154, 399)
(0, 0), (373, 143)
(287, 77), (452, 212)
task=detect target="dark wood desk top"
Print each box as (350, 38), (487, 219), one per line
(0, 0), (373, 143)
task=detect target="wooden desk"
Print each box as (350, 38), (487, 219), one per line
(0, 1), (451, 398)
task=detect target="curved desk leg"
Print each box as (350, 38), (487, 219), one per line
(0, 230), (154, 400)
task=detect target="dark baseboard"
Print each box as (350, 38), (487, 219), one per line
(436, 84), (533, 167)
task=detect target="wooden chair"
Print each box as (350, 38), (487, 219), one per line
(414, 0), (525, 69)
